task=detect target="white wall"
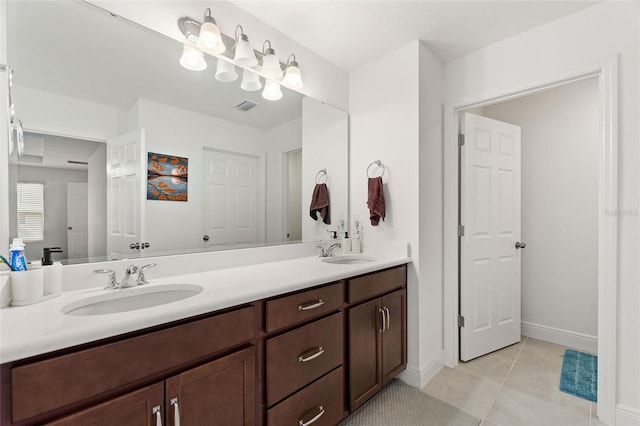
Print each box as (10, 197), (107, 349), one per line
(349, 40), (444, 387)
(483, 78), (599, 344)
(444, 2), (639, 421)
(302, 97), (349, 241)
(88, 0), (348, 111)
(88, 144), (107, 258)
(265, 118), (302, 244)
(131, 98), (299, 253)
(13, 85), (120, 141)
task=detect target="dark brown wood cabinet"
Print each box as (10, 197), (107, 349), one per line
(2, 264), (408, 426)
(165, 347), (255, 426)
(48, 383), (164, 426)
(347, 267), (407, 411)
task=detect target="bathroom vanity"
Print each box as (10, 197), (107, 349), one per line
(0, 259), (408, 425)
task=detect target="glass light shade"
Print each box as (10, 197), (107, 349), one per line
(241, 70), (262, 91)
(215, 59), (238, 82)
(262, 79), (283, 101)
(283, 64), (302, 89)
(261, 51), (282, 79)
(179, 41), (207, 71)
(234, 36), (258, 68)
(196, 21), (225, 55)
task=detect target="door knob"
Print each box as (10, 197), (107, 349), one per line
(203, 235), (210, 241)
(67, 226), (72, 230)
(515, 241), (526, 249)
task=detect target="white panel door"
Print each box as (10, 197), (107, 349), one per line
(67, 182), (88, 259)
(285, 149), (302, 242)
(202, 149), (260, 248)
(106, 129), (145, 258)
(460, 112), (522, 361)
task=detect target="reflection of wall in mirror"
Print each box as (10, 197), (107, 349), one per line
(11, 85), (305, 257)
(302, 98), (349, 241)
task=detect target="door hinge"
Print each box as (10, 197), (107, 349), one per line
(458, 133), (465, 146)
(458, 315), (465, 328)
(458, 225), (465, 237)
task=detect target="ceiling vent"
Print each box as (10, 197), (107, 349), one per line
(234, 100), (257, 112)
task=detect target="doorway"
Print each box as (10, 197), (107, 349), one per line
(284, 149), (302, 242)
(458, 78), (599, 362)
(444, 60), (618, 422)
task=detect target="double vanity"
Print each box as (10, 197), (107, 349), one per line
(0, 252), (409, 425)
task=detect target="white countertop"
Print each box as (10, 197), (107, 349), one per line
(0, 254), (410, 364)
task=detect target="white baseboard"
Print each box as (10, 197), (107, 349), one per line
(616, 405), (640, 426)
(521, 321), (597, 353)
(399, 350), (443, 388)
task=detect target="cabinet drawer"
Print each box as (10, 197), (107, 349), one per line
(265, 282), (343, 333)
(266, 312), (343, 406)
(348, 265), (406, 304)
(12, 306), (255, 424)
(267, 367), (344, 426)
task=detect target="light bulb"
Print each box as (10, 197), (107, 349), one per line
(215, 59), (238, 82)
(179, 41), (207, 71)
(262, 79), (283, 101)
(196, 9), (225, 55)
(261, 48), (282, 79)
(283, 64), (302, 88)
(241, 70), (262, 91)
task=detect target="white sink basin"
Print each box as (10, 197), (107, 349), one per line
(62, 284), (203, 316)
(321, 256), (375, 265)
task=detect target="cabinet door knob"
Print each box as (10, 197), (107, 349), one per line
(298, 406), (325, 426)
(298, 346), (325, 362)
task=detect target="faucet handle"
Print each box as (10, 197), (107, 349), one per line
(137, 263), (157, 285)
(93, 269), (118, 289)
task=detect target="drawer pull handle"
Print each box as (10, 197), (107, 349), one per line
(298, 346), (325, 362)
(384, 306), (391, 331)
(298, 405), (325, 426)
(171, 397), (180, 426)
(152, 405), (162, 426)
(298, 299), (324, 311)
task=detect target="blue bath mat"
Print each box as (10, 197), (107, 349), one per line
(559, 349), (597, 402)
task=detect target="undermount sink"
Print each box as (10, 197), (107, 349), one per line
(62, 284), (203, 316)
(321, 255), (375, 265)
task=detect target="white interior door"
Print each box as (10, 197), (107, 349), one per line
(202, 149), (260, 248)
(66, 182), (88, 259)
(106, 129), (145, 258)
(460, 112), (522, 361)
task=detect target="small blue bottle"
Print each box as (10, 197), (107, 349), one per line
(10, 238), (28, 271)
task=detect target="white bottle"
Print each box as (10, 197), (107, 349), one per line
(342, 232), (352, 253)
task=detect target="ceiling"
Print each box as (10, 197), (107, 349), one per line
(232, 0), (600, 71)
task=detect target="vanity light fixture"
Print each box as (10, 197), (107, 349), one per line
(215, 59), (238, 82)
(196, 8), (225, 55)
(262, 79), (283, 101)
(261, 40), (282, 79)
(240, 69), (262, 91)
(179, 40), (207, 71)
(233, 25), (258, 68)
(282, 54), (303, 89)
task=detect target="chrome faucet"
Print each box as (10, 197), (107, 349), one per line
(317, 242), (342, 258)
(93, 264), (140, 289)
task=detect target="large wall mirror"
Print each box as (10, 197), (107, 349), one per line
(5, 0), (348, 264)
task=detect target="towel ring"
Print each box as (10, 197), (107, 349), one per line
(315, 168), (327, 184)
(366, 160), (385, 178)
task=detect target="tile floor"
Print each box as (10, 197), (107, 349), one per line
(421, 337), (604, 426)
